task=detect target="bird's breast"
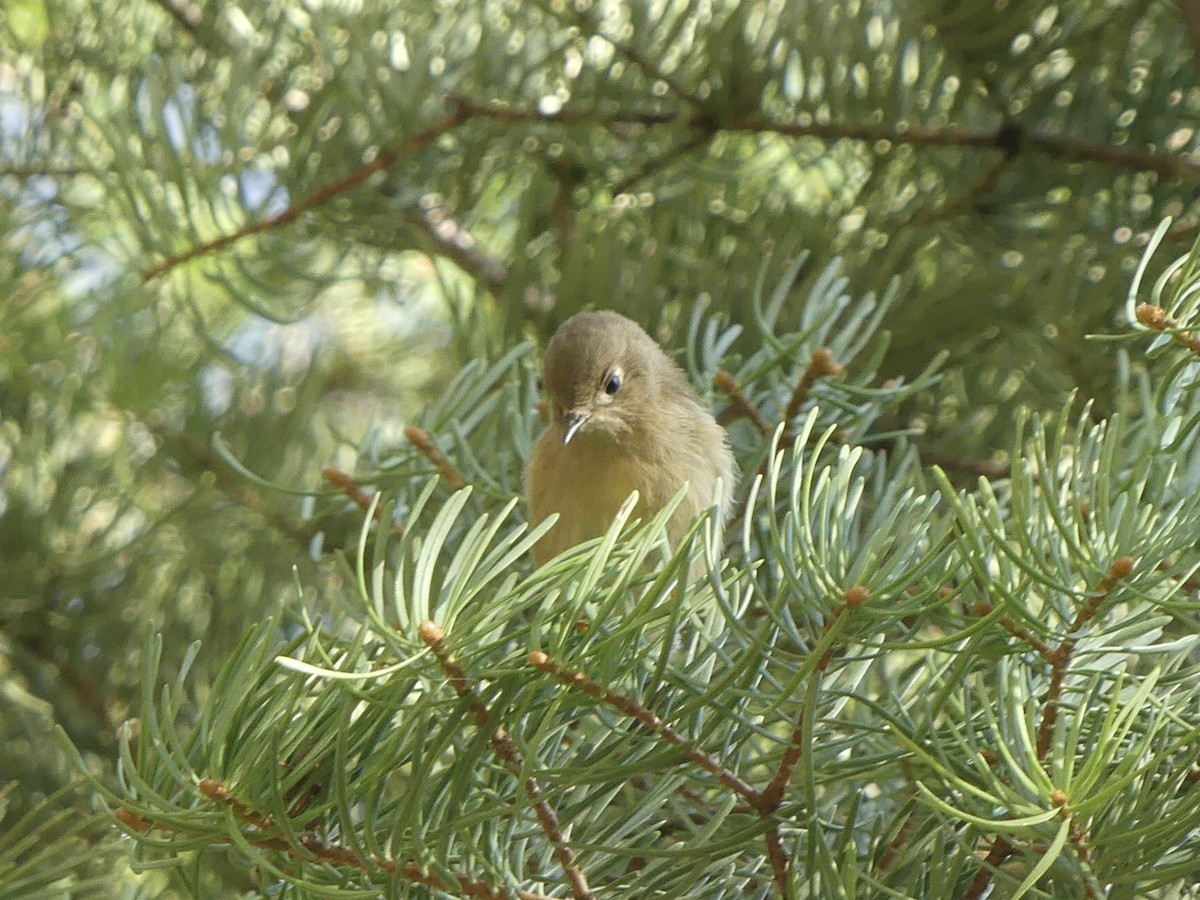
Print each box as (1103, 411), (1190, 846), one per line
(526, 413), (731, 566)
(527, 430), (646, 562)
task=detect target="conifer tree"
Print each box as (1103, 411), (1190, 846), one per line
(2, 0), (1199, 897)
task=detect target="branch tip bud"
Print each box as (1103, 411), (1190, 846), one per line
(1135, 303), (1163, 327)
(198, 778), (222, 799)
(115, 807), (152, 831)
(844, 585), (869, 608)
(1110, 556), (1134, 579)
(811, 347), (843, 376)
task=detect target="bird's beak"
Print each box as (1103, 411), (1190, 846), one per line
(562, 410), (589, 445)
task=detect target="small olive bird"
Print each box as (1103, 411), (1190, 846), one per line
(525, 310), (735, 565)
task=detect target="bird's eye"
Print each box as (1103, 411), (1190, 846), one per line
(604, 371), (622, 395)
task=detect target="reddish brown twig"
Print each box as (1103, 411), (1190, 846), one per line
(966, 557), (1133, 899)
(899, 155), (1012, 227)
(452, 98), (1200, 182)
(421, 623), (594, 900)
(529, 650), (783, 894)
(1135, 303), (1200, 358)
(18, 632), (115, 731)
(114, 807), (154, 832)
(119, 783), (553, 899)
(158, 427), (316, 546)
(1035, 557), (1134, 759)
(405, 426), (467, 489)
(1156, 560), (1200, 593)
(714, 370), (773, 437)
(527, 651), (757, 802)
(962, 835), (1017, 900)
(756, 586), (867, 813)
(142, 108), (469, 281)
(874, 807), (916, 873)
(972, 600), (1054, 659)
(611, 130), (715, 194)
(1182, 0), (1200, 61)
(781, 348), (843, 433)
(323, 466), (404, 538)
(199, 778), (274, 827)
(530, 587), (867, 899)
(400, 201), (510, 294)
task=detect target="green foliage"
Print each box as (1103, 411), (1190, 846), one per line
(0, 783), (137, 900)
(66, 251), (1200, 898)
(4, 0), (1200, 896)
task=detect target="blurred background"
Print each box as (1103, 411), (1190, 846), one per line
(2, 0), (1198, 893)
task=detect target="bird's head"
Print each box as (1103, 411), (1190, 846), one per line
(541, 311), (674, 446)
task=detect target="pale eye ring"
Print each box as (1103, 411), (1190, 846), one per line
(604, 371), (622, 395)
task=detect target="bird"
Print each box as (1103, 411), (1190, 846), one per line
(525, 310), (735, 567)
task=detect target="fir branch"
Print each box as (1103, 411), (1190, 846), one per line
(140, 96), (1200, 286)
(17, 633), (115, 732)
(142, 108), (470, 281)
(399, 200), (510, 294)
(159, 428), (316, 546)
(404, 426), (467, 489)
(611, 130), (715, 195)
(873, 805), (916, 874)
(972, 599), (1054, 659)
(755, 586), (868, 813)
(528, 649), (787, 894)
(322, 466), (404, 538)
(453, 98), (1200, 182)
(781, 347), (842, 434)
(566, 14), (705, 111)
(526, 651), (758, 802)
(147, 0), (203, 37)
(422, 624), (594, 900)
(967, 557), (1134, 899)
(1183, 0), (1200, 62)
(898, 155), (1012, 227)
(714, 369), (773, 437)
(962, 836), (1016, 900)
(0, 164), (89, 179)
(1135, 302), (1200, 358)
(1033, 557), (1136, 759)
(119, 784), (552, 900)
